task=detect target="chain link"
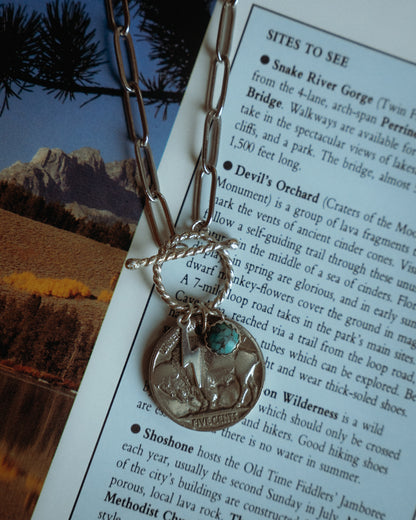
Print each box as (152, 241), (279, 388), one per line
(192, 0), (237, 230)
(106, 0), (237, 242)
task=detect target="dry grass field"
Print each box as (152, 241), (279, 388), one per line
(0, 208), (127, 293)
(0, 208), (128, 326)
(0, 207), (134, 389)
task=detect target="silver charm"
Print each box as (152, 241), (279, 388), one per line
(149, 315), (264, 431)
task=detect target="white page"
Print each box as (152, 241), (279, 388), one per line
(34, 1), (416, 518)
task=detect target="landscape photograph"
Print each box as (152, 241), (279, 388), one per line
(0, 0), (214, 517)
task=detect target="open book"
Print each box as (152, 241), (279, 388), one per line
(33, 0), (416, 518)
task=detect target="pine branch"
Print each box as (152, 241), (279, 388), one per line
(14, 72), (182, 104)
(1, 0), (212, 115)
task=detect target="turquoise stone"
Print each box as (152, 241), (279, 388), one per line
(206, 321), (240, 355)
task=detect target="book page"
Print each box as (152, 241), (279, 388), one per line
(33, 1), (416, 519)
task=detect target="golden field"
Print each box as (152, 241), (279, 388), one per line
(0, 208), (128, 324)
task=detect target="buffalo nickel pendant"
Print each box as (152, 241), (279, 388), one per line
(149, 316), (265, 431)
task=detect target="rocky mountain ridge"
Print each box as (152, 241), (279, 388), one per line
(0, 147), (142, 225)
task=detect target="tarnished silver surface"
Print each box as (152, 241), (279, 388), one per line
(149, 317), (265, 431)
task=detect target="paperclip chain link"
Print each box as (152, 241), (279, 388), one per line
(106, 0), (238, 242)
(106, 0), (173, 245)
(193, 0), (237, 230)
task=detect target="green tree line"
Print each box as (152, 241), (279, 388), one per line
(0, 180), (133, 250)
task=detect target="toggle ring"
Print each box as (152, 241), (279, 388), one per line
(152, 230), (235, 316)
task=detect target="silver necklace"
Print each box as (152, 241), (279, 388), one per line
(106, 0), (265, 431)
